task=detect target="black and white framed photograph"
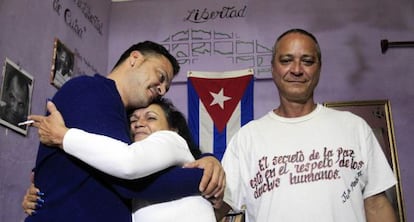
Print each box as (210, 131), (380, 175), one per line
(50, 38), (74, 88)
(0, 58), (34, 135)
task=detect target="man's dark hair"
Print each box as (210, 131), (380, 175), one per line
(113, 41), (180, 76)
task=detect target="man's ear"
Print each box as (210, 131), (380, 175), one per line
(130, 50), (141, 59)
(129, 51), (144, 67)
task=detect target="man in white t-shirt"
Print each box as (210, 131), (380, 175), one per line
(216, 29), (397, 222)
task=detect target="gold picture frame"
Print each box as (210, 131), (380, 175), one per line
(323, 100), (405, 222)
(221, 209), (245, 222)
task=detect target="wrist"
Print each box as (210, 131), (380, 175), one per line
(58, 128), (69, 149)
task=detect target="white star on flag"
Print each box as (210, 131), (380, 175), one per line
(209, 88), (231, 109)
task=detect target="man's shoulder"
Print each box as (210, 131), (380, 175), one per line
(235, 113), (269, 135)
(322, 106), (369, 128)
(58, 74), (114, 94)
(323, 106), (363, 120)
(63, 74), (106, 86)
(53, 73), (120, 109)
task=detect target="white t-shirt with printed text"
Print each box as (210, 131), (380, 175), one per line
(222, 104), (396, 222)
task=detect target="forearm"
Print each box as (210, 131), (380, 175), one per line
(63, 129), (194, 179)
(365, 192), (397, 222)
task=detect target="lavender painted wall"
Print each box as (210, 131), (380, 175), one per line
(0, 0), (111, 221)
(108, 0), (414, 220)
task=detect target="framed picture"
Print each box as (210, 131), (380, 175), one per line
(50, 38), (74, 88)
(0, 58), (34, 135)
(220, 208), (245, 222)
(323, 100), (406, 222)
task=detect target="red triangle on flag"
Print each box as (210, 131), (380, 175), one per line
(189, 75), (253, 132)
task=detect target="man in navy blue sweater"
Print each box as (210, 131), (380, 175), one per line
(26, 41), (225, 222)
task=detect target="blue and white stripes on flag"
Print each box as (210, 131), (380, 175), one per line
(187, 69), (254, 160)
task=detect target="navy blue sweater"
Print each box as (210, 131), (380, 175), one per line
(26, 74), (204, 222)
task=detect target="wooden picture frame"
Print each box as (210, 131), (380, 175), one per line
(50, 38), (75, 88)
(323, 100), (406, 222)
(0, 58), (34, 135)
(221, 209), (245, 222)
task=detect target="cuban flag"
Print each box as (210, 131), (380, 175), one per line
(187, 69), (254, 160)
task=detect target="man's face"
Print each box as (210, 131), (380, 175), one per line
(129, 104), (170, 142)
(128, 54), (174, 108)
(271, 33), (321, 104)
(58, 51), (68, 64)
(57, 50), (70, 75)
(2, 76), (28, 124)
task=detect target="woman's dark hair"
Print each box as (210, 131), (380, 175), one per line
(112, 41), (180, 76)
(150, 97), (202, 159)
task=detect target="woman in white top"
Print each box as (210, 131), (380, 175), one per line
(22, 98), (217, 222)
